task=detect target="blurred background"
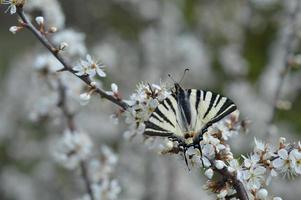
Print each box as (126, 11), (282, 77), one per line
(0, 0), (301, 199)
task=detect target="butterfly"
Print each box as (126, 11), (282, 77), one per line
(144, 82), (237, 165)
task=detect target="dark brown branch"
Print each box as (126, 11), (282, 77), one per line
(265, 0), (301, 139)
(210, 160), (249, 200)
(16, 5), (128, 110)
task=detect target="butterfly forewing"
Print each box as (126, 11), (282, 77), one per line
(144, 87), (237, 143)
(144, 94), (183, 137)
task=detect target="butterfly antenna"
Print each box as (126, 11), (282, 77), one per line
(179, 68), (190, 85)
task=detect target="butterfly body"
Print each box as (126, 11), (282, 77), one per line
(144, 84), (237, 148)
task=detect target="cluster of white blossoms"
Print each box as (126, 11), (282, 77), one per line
(78, 146), (121, 200)
(122, 82), (171, 139)
(53, 129), (93, 169)
(4, 6), (121, 199)
(176, 111), (301, 200)
(53, 130), (121, 200)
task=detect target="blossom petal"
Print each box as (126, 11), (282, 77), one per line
(10, 5), (16, 14)
(96, 68), (106, 77)
(273, 158), (285, 169)
(73, 65), (83, 71)
(278, 149), (288, 159)
(86, 54), (93, 63)
(88, 68), (96, 78)
(111, 83), (118, 93)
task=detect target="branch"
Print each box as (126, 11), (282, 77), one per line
(16, 5), (128, 110)
(57, 79), (95, 200)
(265, 0), (301, 139)
(210, 160), (249, 200)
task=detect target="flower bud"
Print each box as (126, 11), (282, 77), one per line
(9, 26), (20, 34)
(256, 188), (268, 200)
(49, 27), (58, 33)
(59, 42), (68, 51)
(215, 160), (225, 170)
(204, 168), (214, 179)
(35, 16), (44, 25)
(79, 93), (91, 106)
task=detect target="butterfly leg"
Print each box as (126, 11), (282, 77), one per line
(193, 130), (206, 168)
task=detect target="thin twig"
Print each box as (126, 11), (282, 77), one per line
(57, 79), (95, 200)
(16, 5), (128, 110)
(265, 0), (300, 139)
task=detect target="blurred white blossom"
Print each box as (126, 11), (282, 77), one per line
(53, 129), (93, 169)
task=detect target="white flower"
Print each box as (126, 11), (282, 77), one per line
(243, 153), (260, 168)
(35, 16), (44, 25)
(53, 130), (93, 169)
(227, 159), (243, 181)
(122, 82), (171, 138)
(107, 180), (121, 200)
(272, 149), (294, 174)
(242, 165), (266, 190)
(1, 0), (17, 14)
(256, 188), (268, 200)
(73, 60), (91, 76)
(79, 92), (91, 106)
(290, 149), (301, 174)
(73, 55), (106, 78)
(204, 168), (214, 179)
(9, 26), (19, 34)
(254, 137), (265, 152)
(85, 54), (106, 78)
(101, 145), (118, 167)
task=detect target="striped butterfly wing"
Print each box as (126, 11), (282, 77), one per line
(144, 94), (184, 138)
(191, 89), (237, 132)
(144, 88), (237, 141)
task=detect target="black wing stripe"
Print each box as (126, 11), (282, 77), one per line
(144, 121), (173, 136)
(165, 98), (176, 116)
(144, 130), (173, 137)
(203, 91), (207, 101)
(201, 104), (237, 133)
(203, 92), (217, 119)
(155, 108), (175, 128)
(162, 100), (169, 111)
(195, 90), (201, 114)
(214, 94), (221, 107)
(151, 113), (163, 123)
(182, 89), (192, 124)
(211, 104), (237, 124)
(216, 99), (234, 116)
